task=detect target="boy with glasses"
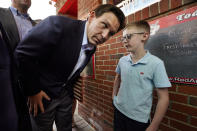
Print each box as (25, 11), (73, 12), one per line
(112, 20), (171, 131)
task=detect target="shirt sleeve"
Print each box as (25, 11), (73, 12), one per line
(153, 61), (171, 88)
(115, 60), (121, 74)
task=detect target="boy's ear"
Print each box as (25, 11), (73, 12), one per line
(141, 32), (150, 43)
(143, 32), (150, 40)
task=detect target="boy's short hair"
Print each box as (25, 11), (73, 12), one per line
(125, 20), (150, 33)
(94, 4), (125, 32)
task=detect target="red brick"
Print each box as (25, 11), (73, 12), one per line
(169, 93), (188, 104)
(191, 116), (197, 127)
(183, 0), (196, 4)
(98, 45), (109, 51)
(95, 65), (99, 70)
(109, 66), (116, 71)
(84, 96), (98, 105)
(178, 85), (197, 96)
(162, 117), (169, 124)
(86, 81), (98, 88)
(83, 98), (96, 107)
(166, 110), (188, 122)
(142, 7), (149, 20)
(98, 65), (109, 70)
(104, 109), (113, 118)
(83, 91), (94, 99)
(105, 37), (117, 44)
(100, 94), (112, 102)
(113, 30), (123, 38)
(96, 51), (105, 56)
(110, 54), (123, 60)
(105, 49), (117, 55)
(95, 79), (103, 84)
(99, 85), (112, 92)
(159, 124), (178, 131)
(116, 36), (122, 43)
(106, 75), (115, 81)
(104, 90), (112, 97)
(103, 80), (114, 87)
(150, 3), (159, 17)
(97, 105), (104, 112)
(118, 47), (127, 53)
(160, 0), (169, 13)
(171, 0), (182, 9)
(98, 55), (110, 60)
(103, 99), (113, 107)
(84, 89), (97, 97)
(105, 71), (116, 76)
(110, 42), (123, 49)
(135, 11), (141, 21)
(103, 114), (113, 124)
(104, 60), (116, 65)
(96, 70), (104, 75)
(170, 119), (197, 131)
(107, 0), (113, 4)
(189, 96), (197, 106)
(168, 84), (177, 92)
(98, 88), (103, 94)
(171, 102), (197, 117)
(128, 14), (135, 23)
(96, 60), (103, 65)
(99, 102), (109, 111)
(96, 75), (106, 80)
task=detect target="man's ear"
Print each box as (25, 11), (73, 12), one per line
(88, 11), (96, 22)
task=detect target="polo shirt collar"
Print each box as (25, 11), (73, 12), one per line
(127, 51), (150, 64)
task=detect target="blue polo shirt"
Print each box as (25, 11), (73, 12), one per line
(113, 51), (171, 123)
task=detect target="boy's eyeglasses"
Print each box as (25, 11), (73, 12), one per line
(121, 32), (144, 42)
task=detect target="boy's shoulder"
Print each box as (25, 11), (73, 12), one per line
(147, 52), (164, 64)
(119, 54), (130, 61)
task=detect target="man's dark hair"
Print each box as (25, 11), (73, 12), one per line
(94, 4), (125, 32)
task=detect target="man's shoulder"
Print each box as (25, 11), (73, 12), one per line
(0, 7), (10, 13)
(46, 15), (81, 23)
(42, 15), (84, 31)
(0, 7), (12, 19)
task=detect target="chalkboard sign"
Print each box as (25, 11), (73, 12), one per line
(145, 6), (197, 85)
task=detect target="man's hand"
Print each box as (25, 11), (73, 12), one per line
(28, 90), (50, 117)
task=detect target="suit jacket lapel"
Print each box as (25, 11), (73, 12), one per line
(68, 46), (96, 84)
(0, 8), (20, 51)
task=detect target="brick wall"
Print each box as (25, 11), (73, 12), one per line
(77, 0), (197, 131)
(78, 0), (102, 19)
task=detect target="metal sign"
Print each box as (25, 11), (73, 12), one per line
(145, 6), (197, 85)
(116, 0), (161, 16)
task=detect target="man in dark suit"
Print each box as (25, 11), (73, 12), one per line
(0, 0), (36, 130)
(0, 22), (18, 131)
(15, 4), (125, 131)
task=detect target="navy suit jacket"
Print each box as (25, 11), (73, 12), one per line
(0, 22), (18, 131)
(15, 16), (96, 98)
(0, 7), (34, 131)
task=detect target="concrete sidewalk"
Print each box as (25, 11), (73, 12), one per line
(72, 114), (95, 131)
(53, 114), (95, 131)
